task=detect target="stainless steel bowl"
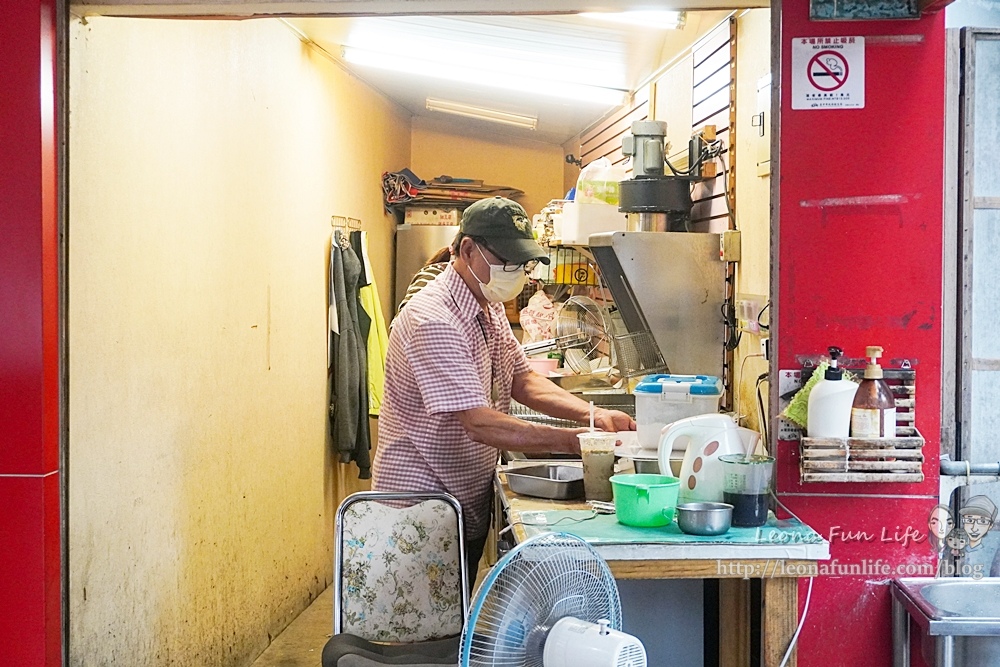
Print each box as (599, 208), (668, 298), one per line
(632, 458), (660, 474)
(676, 502), (733, 536)
(629, 458), (683, 476)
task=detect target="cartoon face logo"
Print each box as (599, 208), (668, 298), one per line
(946, 528), (970, 555)
(928, 504), (955, 543)
(959, 495), (997, 550)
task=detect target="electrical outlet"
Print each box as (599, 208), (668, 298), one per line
(720, 230), (741, 262)
(760, 336), (770, 360)
(777, 369), (804, 441)
(735, 293), (768, 334)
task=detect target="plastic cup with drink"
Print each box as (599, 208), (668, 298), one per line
(578, 432), (618, 502)
(719, 454), (775, 527)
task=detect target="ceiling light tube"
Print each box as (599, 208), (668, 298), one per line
(425, 98), (538, 130)
(578, 11), (686, 30)
(346, 26), (624, 89)
(342, 46), (627, 107)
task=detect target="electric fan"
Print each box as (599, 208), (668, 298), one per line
(459, 532), (647, 667)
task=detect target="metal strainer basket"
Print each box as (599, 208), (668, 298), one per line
(554, 297), (668, 379)
(610, 329), (668, 378)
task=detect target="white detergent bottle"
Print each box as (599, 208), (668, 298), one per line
(807, 346), (859, 438)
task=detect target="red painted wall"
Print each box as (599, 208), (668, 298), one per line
(776, 1), (945, 665)
(0, 0), (62, 665)
(0, 0), (948, 664)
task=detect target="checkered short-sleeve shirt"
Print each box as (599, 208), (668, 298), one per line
(372, 264), (529, 539)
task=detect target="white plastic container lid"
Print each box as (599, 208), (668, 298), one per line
(634, 374), (722, 396)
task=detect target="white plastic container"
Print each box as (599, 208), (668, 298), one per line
(807, 379), (858, 437)
(558, 201), (627, 245)
(634, 374), (723, 449)
(806, 347), (859, 438)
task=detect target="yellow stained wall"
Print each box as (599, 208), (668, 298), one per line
(411, 117), (566, 219)
(733, 8), (772, 432)
(69, 16), (408, 666)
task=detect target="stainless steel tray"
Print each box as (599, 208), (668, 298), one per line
(504, 464), (584, 500)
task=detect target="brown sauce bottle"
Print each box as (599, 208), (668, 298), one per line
(850, 346), (896, 438)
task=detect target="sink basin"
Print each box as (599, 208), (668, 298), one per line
(893, 578), (1000, 666)
(893, 578), (1000, 636)
(921, 580), (1000, 619)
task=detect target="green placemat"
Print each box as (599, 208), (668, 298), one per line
(518, 510), (825, 545)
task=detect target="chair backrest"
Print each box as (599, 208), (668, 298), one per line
(334, 491), (469, 643)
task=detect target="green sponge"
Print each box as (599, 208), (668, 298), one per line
(782, 362), (858, 429)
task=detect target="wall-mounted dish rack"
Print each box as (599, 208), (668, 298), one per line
(798, 366), (925, 483)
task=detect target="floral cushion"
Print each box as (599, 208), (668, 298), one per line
(340, 498), (464, 642)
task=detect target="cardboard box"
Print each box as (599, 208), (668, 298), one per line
(404, 206), (461, 226)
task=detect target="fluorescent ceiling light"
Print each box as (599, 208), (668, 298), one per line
(342, 46), (627, 106)
(578, 11), (686, 30)
(346, 18), (626, 90)
(425, 98), (538, 130)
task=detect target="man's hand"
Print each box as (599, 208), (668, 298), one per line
(593, 408), (636, 433)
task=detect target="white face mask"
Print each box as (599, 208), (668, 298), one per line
(472, 244), (527, 303)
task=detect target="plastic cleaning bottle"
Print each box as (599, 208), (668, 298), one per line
(850, 346), (896, 438)
(807, 346), (859, 438)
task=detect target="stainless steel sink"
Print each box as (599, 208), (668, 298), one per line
(921, 580), (1000, 619)
(892, 578), (1000, 667)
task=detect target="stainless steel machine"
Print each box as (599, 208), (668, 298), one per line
(589, 231), (727, 379)
(588, 120), (730, 379)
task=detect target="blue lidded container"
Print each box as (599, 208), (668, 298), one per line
(634, 374), (723, 449)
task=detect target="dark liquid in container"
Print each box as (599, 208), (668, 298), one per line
(724, 492), (769, 527)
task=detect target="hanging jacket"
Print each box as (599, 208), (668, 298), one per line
(349, 231), (372, 344)
(329, 230), (371, 478)
(353, 231), (389, 417)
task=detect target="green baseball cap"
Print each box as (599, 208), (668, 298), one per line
(460, 197), (550, 266)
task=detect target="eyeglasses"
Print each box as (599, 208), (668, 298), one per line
(962, 516), (993, 527)
(476, 240), (540, 274)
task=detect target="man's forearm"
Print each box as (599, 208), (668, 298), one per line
(455, 406), (583, 454)
(510, 371), (591, 423)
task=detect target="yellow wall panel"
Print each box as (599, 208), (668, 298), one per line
(69, 16), (409, 666)
(733, 8), (772, 432)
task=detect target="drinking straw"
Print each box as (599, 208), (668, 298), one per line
(589, 401), (595, 432)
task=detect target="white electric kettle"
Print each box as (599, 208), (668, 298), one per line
(657, 415), (757, 503)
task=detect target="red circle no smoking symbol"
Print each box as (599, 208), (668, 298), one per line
(807, 50), (849, 91)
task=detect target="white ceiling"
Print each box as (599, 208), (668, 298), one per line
(72, 1), (754, 146)
(76, 0), (761, 18)
(288, 13), (731, 145)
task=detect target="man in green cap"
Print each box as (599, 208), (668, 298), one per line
(373, 196), (634, 585)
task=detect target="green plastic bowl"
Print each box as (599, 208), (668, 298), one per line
(610, 474), (681, 527)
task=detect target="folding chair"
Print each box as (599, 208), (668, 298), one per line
(321, 491), (469, 667)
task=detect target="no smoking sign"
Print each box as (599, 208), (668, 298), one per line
(792, 36), (864, 109)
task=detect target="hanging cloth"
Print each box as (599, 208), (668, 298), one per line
(329, 229), (371, 478)
(353, 230), (389, 416)
(349, 231), (372, 345)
